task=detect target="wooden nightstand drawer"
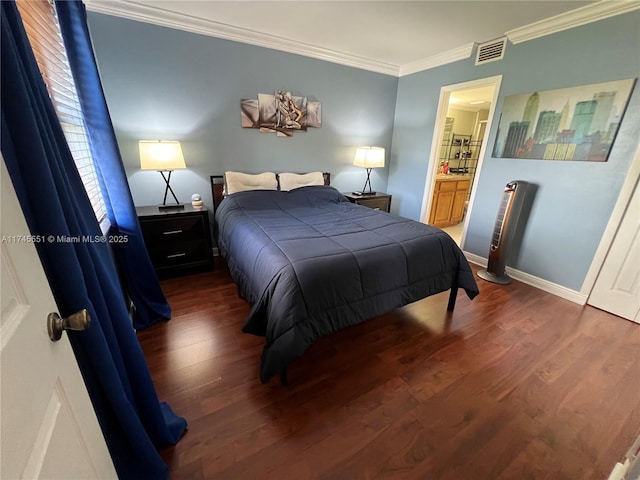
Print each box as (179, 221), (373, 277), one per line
(140, 215), (203, 243)
(144, 235), (208, 267)
(342, 192), (392, 213)
(355, 196), (390, 211)
(136, 206), (213, 277)
(141, 218), (207, 267)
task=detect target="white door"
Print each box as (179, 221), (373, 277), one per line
(588, 175), (640, 323)
(1, 158), (116, 478)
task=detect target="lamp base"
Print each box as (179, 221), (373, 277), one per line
(158, 203), (185, 211)
(158, 170), (183, 210)
(352, 191), (376, 196)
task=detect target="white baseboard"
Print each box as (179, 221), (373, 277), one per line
(464, 252), (588, 305)
(607, 460), (630, 480)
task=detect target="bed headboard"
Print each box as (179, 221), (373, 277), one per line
(210, 172), (331, 212)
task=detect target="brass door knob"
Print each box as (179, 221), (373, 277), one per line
(47, 309), (91, 342)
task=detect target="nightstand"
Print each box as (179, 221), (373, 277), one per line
(342, 192), (392, 213)
(136, 205), (213, 277)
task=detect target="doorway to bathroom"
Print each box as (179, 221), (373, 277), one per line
(420, 76), (502, 247)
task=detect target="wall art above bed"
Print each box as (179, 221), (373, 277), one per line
(241, 90), (322, 137)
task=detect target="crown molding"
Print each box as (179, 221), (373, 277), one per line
(506, 0), (640, 44)
(399, 43), (475, 77)
(84, 0), (400, 76)
(86, 0), (639, 78)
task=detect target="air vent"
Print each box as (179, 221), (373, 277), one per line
(475, 37), (507, 65)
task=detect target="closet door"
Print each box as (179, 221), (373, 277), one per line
(588, 176), (640, 323)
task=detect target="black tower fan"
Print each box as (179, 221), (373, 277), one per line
(477, 180), (529, 284)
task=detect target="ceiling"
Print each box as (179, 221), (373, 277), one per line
(86, 1), (634, 76)
(449, 86), (496, 110)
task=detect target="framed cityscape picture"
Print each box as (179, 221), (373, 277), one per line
(492, 78), (636, 161)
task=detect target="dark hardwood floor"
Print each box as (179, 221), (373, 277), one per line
(137, 257), (640, 479)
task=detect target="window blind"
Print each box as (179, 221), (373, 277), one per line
(16, 0), (107, 223)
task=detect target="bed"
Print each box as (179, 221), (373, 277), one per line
(211, 173), (479, 383)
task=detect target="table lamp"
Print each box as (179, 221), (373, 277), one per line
(139, 140), (186, 209)
(353, 146), (385, 195)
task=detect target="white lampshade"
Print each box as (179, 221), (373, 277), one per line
(353, 146), (385, 169)
(139, 140), (186, 171)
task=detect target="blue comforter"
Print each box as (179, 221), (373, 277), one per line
(215, 186), (479, 382)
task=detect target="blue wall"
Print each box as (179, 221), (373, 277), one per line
(87, 13), (398, 209)
(389, 12), (640, 291)
(89, 11), (640, 293)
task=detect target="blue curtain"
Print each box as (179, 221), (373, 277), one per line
(55, 0), (170, 331)
(1, 2), (187, 479)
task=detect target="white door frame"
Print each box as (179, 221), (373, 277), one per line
(582, 141), (640, 299)
(419, 75), (503, 247)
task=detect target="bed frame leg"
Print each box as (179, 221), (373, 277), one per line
(280, 368), (289, 386)
(447, 287), (458, 312)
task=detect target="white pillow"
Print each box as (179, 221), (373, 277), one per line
(224, 171), (278, 195)
(278, 172), (325, 191)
